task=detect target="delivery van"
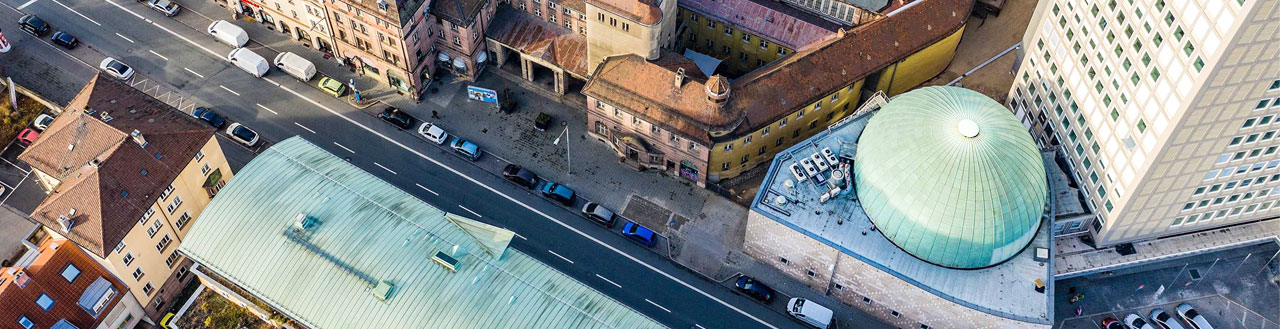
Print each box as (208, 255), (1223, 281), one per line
(207, 20), (248, 47)
(787, 298), (833, 329)
(273, 52), (317, 81)
(227, 48), (269, 78)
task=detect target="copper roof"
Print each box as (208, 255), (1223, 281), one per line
(0, 238), (128, 328)
(584, 55), (744, 144)
(486, 7), (590, 77)
(586, 0), (663, 25)
(18, 74), (216, 257)
(680, 0), (844, 50)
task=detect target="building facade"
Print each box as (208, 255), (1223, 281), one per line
(0, 238), (145, 329)
(227, 0), (337, 55)
(584, 0), (679, 73)
(1008, 0), (1280, 246)
(674, 0), (844, 77)
(778, 0), (882, 25)
(18, 74), (233, 321)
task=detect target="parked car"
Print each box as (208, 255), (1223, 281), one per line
(786, 298), (833, 329)
(206, 20), (248, 47)
(147, 0), (181, 16)
(51, 31), (78, 49)
(580, 202), (616, 227)
(1150, 309), (1186, 329)
(1176, 303), (1214, 329)
(502, 164), (539, 189)
(621, 221), (657, 247)
(16, 128), (39, 146)
(450, 138), (482, 161)
(191, 107), (226, 129)
(99, 58), (134, 80)
(1101, 317), (1126, 329)
(318, 77), (346, 97)
(733, 276), (774, 303)
(378, 107), (414, 130)
(540, 182), (575, 206)
(1126, 314), (1156, 329)
(225, 123), (259, 147)
(32, 114), (54, 131)
(18, 15), (50, 37)
(417, 122), (449, 144)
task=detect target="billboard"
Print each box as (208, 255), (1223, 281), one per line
(466, 85), (498, 104)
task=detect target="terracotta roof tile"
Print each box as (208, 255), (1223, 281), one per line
(487, 7), (590, 77)
(680, 0), (845, 49)
(583, 55), (740, 144)
(0, 238), (128, 329)
(586, 0), (663, 25)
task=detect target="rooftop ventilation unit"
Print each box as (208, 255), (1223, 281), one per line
(821, 147), (839, 165)
(799, 158), (818, 177)
(810, 153), (829, 172)
(130, 130), (147, 148)
(57, 215), (75, 233)
(432, 250), (459, 272)
(372, 280), (394, 301)
(774, 195), (787, 206)
(293, 213), (319, 231)
(789, 163), (806, 182)
(99, 111), (113, 123)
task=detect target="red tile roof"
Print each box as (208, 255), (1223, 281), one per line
(680, 0), (844, 50)
(584, 55), (742, 144)
(0, 238), (128, 329)
(586, 0), (664, 25)
(18, 74), (216, 257)
(487, 7), (590, 77)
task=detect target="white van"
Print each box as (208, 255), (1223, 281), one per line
(227, 48), (269, 78)
(787, 298), (833, 329)
(207, 20), (248, 47)
(273, 52), (316, 81)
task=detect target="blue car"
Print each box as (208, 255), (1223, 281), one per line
(191, 107), (226, 129)
(622, 221), (657, 247)
(450, 138), (482, 161)
(540, 182), (575, 206)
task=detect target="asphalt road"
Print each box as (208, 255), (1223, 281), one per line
(0, 1), (815, 328)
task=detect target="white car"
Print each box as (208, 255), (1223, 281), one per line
(147, 0), (180, 16)
(99, 58), (134, 81)
(417, 122), (449, 144)
(226, 123), (260, 147)
(32, 114), (54, 131)
(1150, 309), (1186, 329)
(1176, 303), (1214, 329)
(1125, 313), (1155, 329)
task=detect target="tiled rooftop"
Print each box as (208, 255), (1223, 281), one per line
(680, 0), (844, 50)
(486, 7), (590, 77)
(586, 0), (663, 25)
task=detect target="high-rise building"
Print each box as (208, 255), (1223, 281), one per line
(1008, 0), (1280, 246)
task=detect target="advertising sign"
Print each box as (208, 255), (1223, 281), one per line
(466, 85), (498, 104)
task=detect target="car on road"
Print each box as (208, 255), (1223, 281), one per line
(1176, 303), (1214, 329)
(1150, 309), (1186, 329)
(417, 122), (449, 144)
(786, 298), (833, 329)
(32, 114), (54, 131)
(147, 0), (181, 16)
(450, 138), (482, 161)
(99, 58), (135, 80)
(580, 202), (616, 227)
(18, 15), (50, 37)
(318, 77), (346, 97)
(51, 31), (78, 49)
(733, 276), (774, 303)
(621, 221), (657, 247)
(378, 107), (414, 130)
(1101, 317), (1126, 329)
(225, 123), (259, 147)
(191, 107), (227, 129)
(1126, 314), (1156, 329)
(502, 164), (539, 189)
(17, 128), (39, 146)
(540, 182), (575, 206)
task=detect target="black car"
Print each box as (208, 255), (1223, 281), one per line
(734, 276), (774, 303)
(191, 107), (226, 129)
(378, 107), (414, 129)
(502, 164), (539, 189)
(18, 15), (50, 37)
(51, 31), (78, 49)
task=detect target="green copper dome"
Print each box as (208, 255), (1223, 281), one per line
(854, 86), (1047, 269)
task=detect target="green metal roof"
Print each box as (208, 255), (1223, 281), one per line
(853, 86), (1046, 269)
(180, 137), (666, 329)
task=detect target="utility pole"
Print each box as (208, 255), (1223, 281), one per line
(553, 124), (571, 175)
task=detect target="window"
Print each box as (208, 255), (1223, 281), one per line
(863, 297), (873, 305)
(194, 150), (205, 162)
(36, 294), (54, 311)
(142, 283), (155, 296)
(61, 264), (81, 282)
(165, 252), (180, 268)
(132, 267), (144, 281)
(778, 257), (789, 264)
(167, 195), (183, 214)
(806, 269), (816, 277)
(156, 234), (173, 252)
(147, 219), (163, 238)
(159, 184), (175, 201)
(114, 241), (126, 254)
(891, 310), (901, 318)
(721, 162), (730, 170)
(740, 155), (749, 165)
(17, 316), (33, 329)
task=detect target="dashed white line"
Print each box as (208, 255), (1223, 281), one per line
(183, 68), (205, 78)
(596, 274), (622, 288)
(373, 162), (397, 175)
(255, 103), (278, 115)
(16, 0), (36, 10)
(645, 299), (672, 313)
(219, 85), (240, 96)
(51, 0), (101, 25)
(458, 205), (482, 218)
(148, 50), (169, 61)
(104, 0), (146, 20)
(512, 232), (527, 240)
(693, 325), (707, 329)
(414, 183), (439, 196)
(332, 142), (354, 153)
(293, 122), (316, 134)
(547, 250), (575, 264)
(115, 33), (134, 43)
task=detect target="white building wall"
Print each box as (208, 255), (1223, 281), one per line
(97, 291), (146, 329)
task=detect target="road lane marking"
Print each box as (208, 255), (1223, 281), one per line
(115, 33), (134, 43)
(596, 274), (622, 288)
(103, 0), (146, 20)
(148, 50), (169, 61)
(373, 162), (397, 175)
(16, 0), (36, 10)
(332, 142), (354, 153)
(513, 232), (527, 240)
(0, 171), (30, 204)
(255, 103), (278, 115)
(414, 183), (439, 196)
(219, 85), (240, 96)
(183, 68), (205, 78)
(51, 0), (101, 25)
(458, 205), (482, 218)
(694, 325), (706, 329)
(548, 250), (574, 264)
(293, 122), (315, 134)
(645, 299), (672, 313)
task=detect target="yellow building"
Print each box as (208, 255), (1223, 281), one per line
(19, 74), (233, 322)
(584, 0), (679, 73)
(674, 0), (846, 77)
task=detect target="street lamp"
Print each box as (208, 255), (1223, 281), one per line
(552, 125), (570, 175)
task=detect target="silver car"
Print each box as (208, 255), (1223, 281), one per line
(1175, 303), (1214, 329)
(99, 58), (134, 80)
(147, 0), (180, 16)
(1150, 309), (1186, 329)
(226, 123), (260, 147)
(417, 122), (449, 144)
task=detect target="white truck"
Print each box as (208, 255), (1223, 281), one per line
(227, 48), (269, 78)
(787, 298), (833, 329)
(207, 20), (248, 47)
(273, 52), (317, 81)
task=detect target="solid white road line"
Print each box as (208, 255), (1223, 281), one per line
(293, 122), (315, 134)
(0, 171), (29, 204)
(547, 250), (575, 264)
(219, 85), (240, 96)
(255, 103), (278, 115)
(0, 158), (31, 174)
(373, 162), (397, 175)
(51, 0), (101, 25)
(414, 183), (439, 196)
(694, 324), (707, 329)
(103, 0), (145, 20)
(645, 299), (672, 313)
(332, 142), (355, 154)
(148, 50), (169, 61)
(16, 0), (35, 10)
(183, 68), (205, 78)
(458, 205), (482, 218)
(512, 232), (527, 240)
(596, 274), (622, 288)
(115, 33), (134, 43)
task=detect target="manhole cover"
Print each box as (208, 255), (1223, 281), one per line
(1188, 268), (1202, 280)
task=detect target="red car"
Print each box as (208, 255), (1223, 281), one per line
(1102, 317), (1126, 329)
(17, 128), (39, 146)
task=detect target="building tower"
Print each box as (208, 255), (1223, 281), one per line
(1008, 0), (1280, 246)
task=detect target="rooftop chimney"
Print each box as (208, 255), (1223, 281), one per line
(131, 129), (147, 148)
(674, 68), (686, 88)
